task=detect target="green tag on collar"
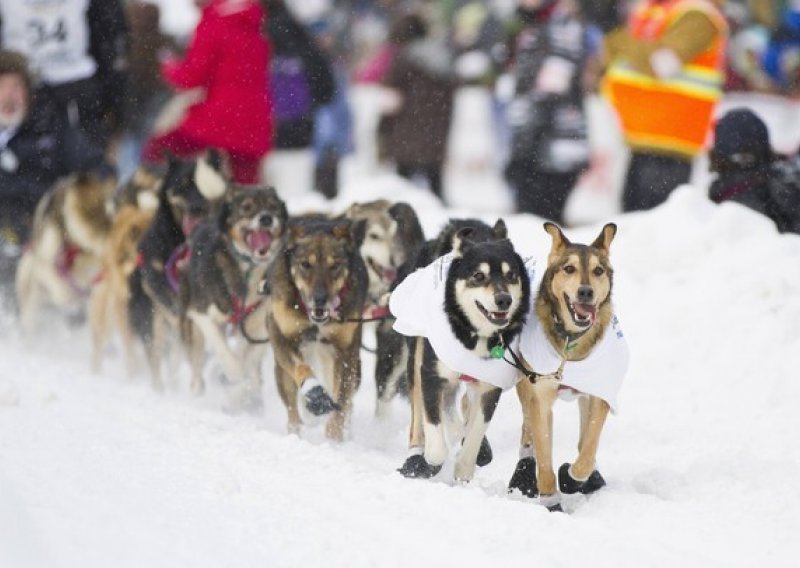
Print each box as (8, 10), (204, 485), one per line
(565, 341), (578, 353)
(490, 345), (505, 359)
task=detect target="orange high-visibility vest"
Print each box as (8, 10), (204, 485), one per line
(603, 0), (728, 158)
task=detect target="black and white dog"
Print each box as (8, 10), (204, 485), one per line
(391, 225), (531, 482)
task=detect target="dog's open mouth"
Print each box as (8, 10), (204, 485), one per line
(564, 293), (596, 327)
(244, 229), (273, 258)
(308, 295), (341, 324)
(367, 257), (396, 283)
(181, 215), (202, 237)
(310, 308), (330, 324)
(476, 301), (509, 327)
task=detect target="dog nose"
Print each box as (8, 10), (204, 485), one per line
(495, 293), (512, 311)
(312, 290), (328, 308)
(577, 286), (594, 303)
(258, 214), (273, 228)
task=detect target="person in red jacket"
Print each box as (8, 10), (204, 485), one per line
(142, 0), (271, 185)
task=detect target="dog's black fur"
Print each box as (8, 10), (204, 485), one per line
(397, 218), (525, 478)
(178, 185), (288, 396)
(128, 152), (227, 388)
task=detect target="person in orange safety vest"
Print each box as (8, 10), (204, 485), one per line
(603, 0), (728, 212)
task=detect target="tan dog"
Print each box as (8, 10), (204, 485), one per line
(510, 222), (629, 511)
(343, 199), (424, 415)
(16, 173), (116, 337)
(89, 204), (156, 376)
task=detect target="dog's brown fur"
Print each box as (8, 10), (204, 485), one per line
(89, 205), (156, 376)
(16, 173), (116, 336)
(515, 222), (617, 503)
(264, 217), (368, 441)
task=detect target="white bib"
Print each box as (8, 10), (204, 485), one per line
(0, 0), (95, 84)
(518, 313), (630, 413)
(390, 253), (534, 391)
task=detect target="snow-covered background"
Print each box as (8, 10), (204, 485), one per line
(2, 2), (800, 567)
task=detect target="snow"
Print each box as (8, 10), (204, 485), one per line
(3, 7), (800, 562)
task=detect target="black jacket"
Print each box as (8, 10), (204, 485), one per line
(0, 90), (108, 207)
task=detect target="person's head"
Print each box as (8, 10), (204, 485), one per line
(0, 50), (32, 129)
(710, 109), (772, 174)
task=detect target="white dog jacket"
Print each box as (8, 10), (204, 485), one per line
(518, 313), (630, 413)
(390, 253), (525, 391)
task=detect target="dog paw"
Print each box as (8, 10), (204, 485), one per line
(301, 379), (340, 416)
(476, 436), (493, 467)
(508, 456), (538, 498)
(397, 454), (442, 479)
(558, 463), (606, 495)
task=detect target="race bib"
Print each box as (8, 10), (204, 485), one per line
(0, 0), (95, 84)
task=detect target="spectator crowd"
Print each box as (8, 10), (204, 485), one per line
(1, 0), (800, 286)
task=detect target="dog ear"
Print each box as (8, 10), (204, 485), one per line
(217, 197), (232, 234)
(543, 222), (570, 254)
(350, 218), (367, 248)
(389, 202), (424, 247)
(452, 227), (475, 257)
(194, 155), (228, 201)
(492, 218), (508, 239)
(591, 223), (617, 252)
(331, 219), (352, 240)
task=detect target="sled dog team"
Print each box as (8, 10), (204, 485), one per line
(16, 153), (629, 511)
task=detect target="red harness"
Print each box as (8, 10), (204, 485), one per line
(229, 296), (262, 326)
(55, 243), (103, 297)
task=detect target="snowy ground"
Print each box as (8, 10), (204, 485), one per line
(2, 171), (800, 567)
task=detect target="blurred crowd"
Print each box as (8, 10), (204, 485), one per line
(1, 0), (799, 272)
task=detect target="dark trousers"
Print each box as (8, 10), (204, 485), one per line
(622, 152), (693, 212)
(505, 160), (579, 224)
(396, 162), (443, 198)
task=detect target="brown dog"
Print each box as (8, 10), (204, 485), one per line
(509, 222), (629, 511)
(264, 216), (367, 440)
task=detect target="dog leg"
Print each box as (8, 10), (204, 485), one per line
(275, 365), (301, 434)
(325, 340), (361, 442)
(184, 319), (206, 396)
(454, 384), (501, 482)
(421, 370), (449, 468)
(559, 395), (609, 494)
(508, 378), (539, 498)
(147, 312), (167, 392)
(113, 281), (138, 379)
(89, 280), (110, 374)
(398, 337), (440, 478)
(374, 323), (406, 418)
(190, 311), (244, 384)
(529, 379), (560, 500)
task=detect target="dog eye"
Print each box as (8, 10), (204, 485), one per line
(300, 260), (312, 270)
(593, 266), (605, 276)
(240, 199), (254, 214)
(369, 233), (381, 241)
(563, 265), (576, 274)
(505, 270), (517, 281)
(472, 272), (486, 283)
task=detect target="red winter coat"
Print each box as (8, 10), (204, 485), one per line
(162, 0), (271, 157)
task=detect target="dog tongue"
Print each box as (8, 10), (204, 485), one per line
(182, 216), (200, 236)
(246, 230), (272, 252)
(383, 267), (397, 282)
(574, 303), (597, 320)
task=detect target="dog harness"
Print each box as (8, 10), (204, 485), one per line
(518, 314), (630, 413)
(390, 253), (527, 391)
